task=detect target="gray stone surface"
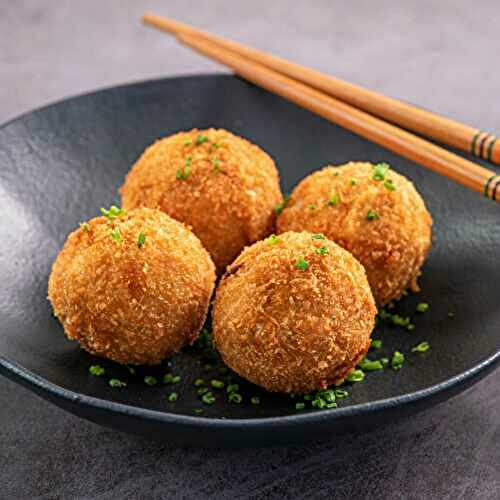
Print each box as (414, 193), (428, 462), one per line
(1, 1), (499, 498)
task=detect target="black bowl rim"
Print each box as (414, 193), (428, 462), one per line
(1, 73), (499, 431)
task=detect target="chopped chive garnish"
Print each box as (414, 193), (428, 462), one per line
(193, 408), (204, 414)
(384, 179), (396, 191)
(197, 387), (209, 395)
(89, 365), (105, 376)
(228, 392), (243, 403)
(407, 323), (416, 331)
(80, 222), (90, 232)
(366, 209), (379, 221)
(211, 379), (225, 389)
(176, 156), (192, 180)
(167, 392), (178, 402)
(163, 373), (181, 384)
(194, 379), (205, 387)
(108, 378), (126, 388)
(372, 162), (390, 181)
(295, 402), (306, 410)
(380, 357), (389, 367)
(334, 389), (349, 399)
(100, 205), (126, 218)
(391, 351), (405, 370)
(328, 193), (340, 206)
(137, 232), (146, 248)
(371, 339), (382, 350)
(358, 359), (384, 372)
(184, 139), (192, 146)
(267, 234), (280, 245)
(309, 204), (317, 210)
(128, 366), (136, 375)
(195, 134), (209, 146)
(350, 178), (358, 186)
(144, 375), (157, 386)
(412, 341), (430, 353)
(311, 233), (325, 240)
(251, 396), (260, 405)
(346, 369), (365, 383)
(333, 172), (340, 177)
(110, 228), (122, 242)
(416, 302), (429, 313)
(226, 383), (239, 393)
(201, 392), (216, 404)
(296, 256), (309, 270)
(211, 142), (220, 149)
(274, 195), (290, 215)
(315, 246), (329, 256)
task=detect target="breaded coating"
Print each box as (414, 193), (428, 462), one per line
(120, 128), (283, 274)
(48, 207), (216, 365)
(212, 231), (376, 394)
(277, 162), (432, 306)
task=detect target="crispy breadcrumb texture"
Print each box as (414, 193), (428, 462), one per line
(48, 207), (216, 365)
(120, 128), (283, 274)
(277, 162), (432, 306)
(212, 231), (376, 394)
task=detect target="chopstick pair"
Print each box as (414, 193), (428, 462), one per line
(143, 13), (500, 203)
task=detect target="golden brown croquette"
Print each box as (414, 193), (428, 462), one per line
(212, 231), (376, 394)
(120, 128), (283, 274)
(277, 162), (432, 306)
(48, 207), (216, 365)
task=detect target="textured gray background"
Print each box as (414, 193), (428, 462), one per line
(1, 1), (499, 498)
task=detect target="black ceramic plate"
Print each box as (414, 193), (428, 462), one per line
(1, 75), (499, 447)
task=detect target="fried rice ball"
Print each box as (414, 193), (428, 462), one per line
(48, 207), (216, 365)
(212, 231), (376, 394)
(120, 128), (283, 274)
(277, 162), (432, 306)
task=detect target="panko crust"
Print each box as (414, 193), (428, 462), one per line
(120, 128), (283, 274)
(48, 207), (216, 365)
(277, 162), (433, 306)
(213, 231), (376, 394)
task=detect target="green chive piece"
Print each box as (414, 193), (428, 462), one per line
(371, 339), (382, 350)
(274, 195), (290, 215)
(267, 234), (280, 245)
(346, 369), (365, 383)
(311, 233), (325, 240)
(350, 178), (358, 186)
(391, 351), (405, 370)
(416, 302), (429, 313)
(110, 228), (122, 242)
(89, 365), (105, 377)
(211, 379), (225, 389)
(315, 246), (329, 256)
(384, 179), (396, 191)
(333, 172), (340, 177)
(412, 341), (430, 353)
(334, 389), (349, 399)
(193, 408), (204, 414)
(197, 387), (209, 395)
(108, 378), (127, 388)
(100, 205), (126, 218)
(144, 375), (157, 386)
(195, 134), (209, 146)
(163, 373), (181, 384)
(201, 392), (216, 404)
(167, 392), (178, 402)
(295, 402), (306, 411)
(137, 232), (146, 248)
(251, 396), (260, 405)
(366, 209), (379, 221)
(372, 162), (390, 181)
(358, 359), (384, 372)
(309, 204), (318, 210)
(296, 256), (309, 271)
(194, 378), (205, 387)
(127, 366), (136, 375)
(80, 222), (90, 232)
(407, 323), (416, 331)
(228, 392), (243, 403)
(328, 193), (340, 206)
(211, 142), (221, 149)
(380, 357), (389, 367)
(184, 139), (192, 146)
(226, 383), (239, 393)
(304, 394), (313, 401)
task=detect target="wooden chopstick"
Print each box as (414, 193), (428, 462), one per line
(143, 12), (500, 166)
(173, 32), (500, 202)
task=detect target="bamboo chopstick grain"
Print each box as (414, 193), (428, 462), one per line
(143, 12), (500, 165)
(176, 32), (500, 203)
